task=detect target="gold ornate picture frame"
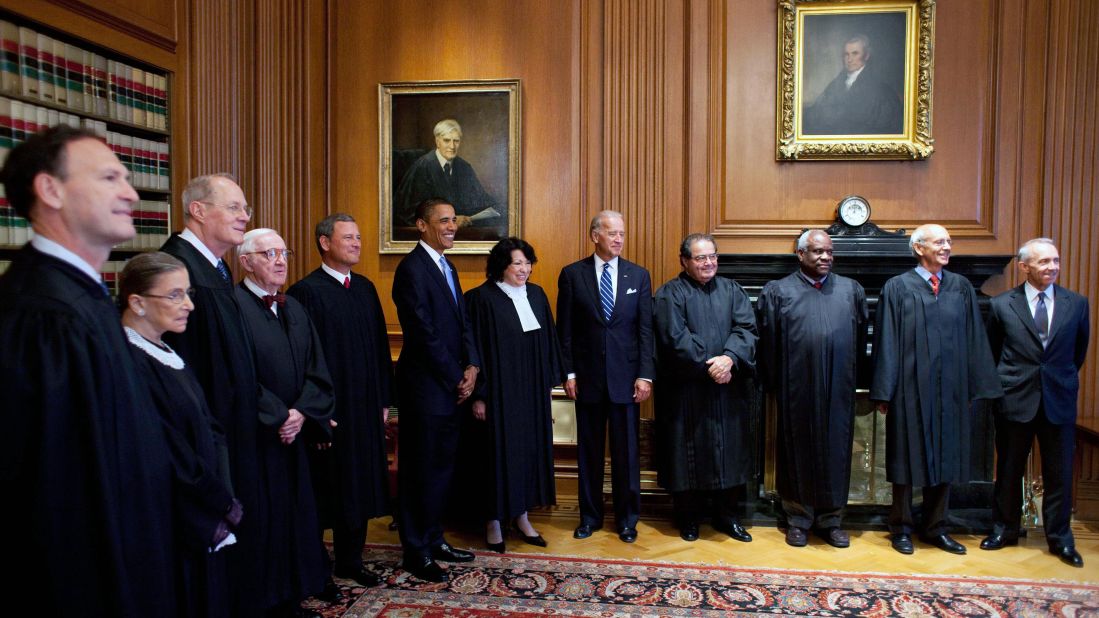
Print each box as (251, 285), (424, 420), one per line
(777, 0), (935, 160)
(379, 79), (521, 254)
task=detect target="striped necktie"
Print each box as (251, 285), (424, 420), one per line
(599, 262), (614, 321)
(216, 259), (231, 282)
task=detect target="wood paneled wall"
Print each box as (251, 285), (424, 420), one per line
(1042, 0), (1099, 518)
(328, 0), (581, 315)
(185, 0), (326, 278)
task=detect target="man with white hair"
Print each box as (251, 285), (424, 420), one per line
(161, 173), (268, 616)
(236, 228), (334, 617)
(758, 229), (868, 548)
(870, 223), (1002, 556)
(394, 118), (501, 230)
(981, 238), (1089, 567)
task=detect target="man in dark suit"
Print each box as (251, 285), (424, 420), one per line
(392, 198), (481, 583)
(557, 210), (654, 543)
(982, 238), (1090, 568)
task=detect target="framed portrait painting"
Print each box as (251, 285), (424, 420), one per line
(379, 79), (521, 254)
(776, 0), (936, 160)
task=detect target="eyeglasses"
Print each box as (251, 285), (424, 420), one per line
(247, 248), (294, 261)
(144, 288), (195, 304)
(199, 200), (254, 218)
(922, 238), (952, 248)
(690, 253), (719, 264)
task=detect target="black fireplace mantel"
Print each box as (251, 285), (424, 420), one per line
(717, 253), (1012, 299)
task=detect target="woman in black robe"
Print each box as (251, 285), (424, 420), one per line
(465, 238), (562, 552)
(119, 252), (241, 618)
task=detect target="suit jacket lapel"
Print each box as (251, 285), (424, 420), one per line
(613, 260), (632, 324)
(1008, 285), (1042, 345)
(581, 256), (606, 325)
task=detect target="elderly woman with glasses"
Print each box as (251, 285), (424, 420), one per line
(120, 251), (241, 618)
(461, 237), (563, 552)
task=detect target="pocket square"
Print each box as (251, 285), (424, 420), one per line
(627, 288), (638, 295)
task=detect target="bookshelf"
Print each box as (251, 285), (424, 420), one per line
(0, 9), (173, 286)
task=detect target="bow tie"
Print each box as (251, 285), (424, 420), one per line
(263, 293), (286, 309)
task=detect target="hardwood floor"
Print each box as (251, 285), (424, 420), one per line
(365, 508), (1099, 584)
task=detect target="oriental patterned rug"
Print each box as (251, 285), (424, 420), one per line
(306, 544), (1099, 617)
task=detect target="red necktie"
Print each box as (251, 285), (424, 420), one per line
(812, 281), (823, 290)
(343, 276), (350, 289)
(929, 274), (939, 296)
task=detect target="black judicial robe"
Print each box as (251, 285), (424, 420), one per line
(287, 269), (393, 529)
(870, 269), (1002, 486)
(464, 281), (561, 521)
(127, 332), (236, 618)
(0, 246), (175, 616)
(394, 152), (500, 227)
(653, 273), (758, 492)
(161, 234), (264, 616)
(235, 285), (333, 608)
(758, 272), (868, 507)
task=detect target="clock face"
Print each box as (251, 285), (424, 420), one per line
(838, 196), (870, 227)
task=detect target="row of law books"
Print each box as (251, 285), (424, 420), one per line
(1, 96), (170, 191)
(0, 20), (168, 130)
(0, 190), (168, 250)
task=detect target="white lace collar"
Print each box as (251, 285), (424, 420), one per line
(125, 327), (185, 369)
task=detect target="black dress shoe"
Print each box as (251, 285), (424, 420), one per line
(715, 520), (752, 543)
(921, 533), (966, 555)
(573, 523), (601, 539)
(315, 577), (346, 602)
(785, 526), (807, 547)
(618, 526), (638, 543)
(512, 520), (548, 547)
(680, 523), (699, 542)
(817, 527), (850, 549)
(486, 538), (506, 553)
(891, 533), (914, 554)
(1052, 546), (1084, 568)
(402, 556), (448, 583)
(334, 566), (381, 587)
(979, 532), (1018, 550)
(432, 542), (475, 562)
(513, 529), (547, 547)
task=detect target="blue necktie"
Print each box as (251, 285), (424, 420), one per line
(440, 256), (457, 303)
(216, 259), (231, 282)
(599, 262), (614, 321)
(1035, 291), (1049, 346)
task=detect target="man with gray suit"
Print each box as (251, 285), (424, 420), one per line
(557, 210), (654, 543)
(981, 238), (1090, 568)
